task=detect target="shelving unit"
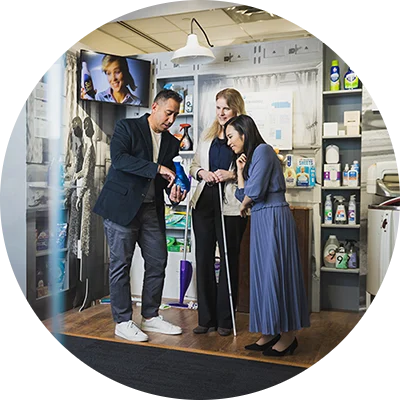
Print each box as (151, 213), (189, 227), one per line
(321, 45), (363, 311)
(155, 75), (197, 154)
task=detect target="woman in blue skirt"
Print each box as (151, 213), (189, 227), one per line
(224, 115), (310, 357)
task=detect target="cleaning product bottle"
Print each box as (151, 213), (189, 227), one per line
(284, 154), (296, 187)
(348, 194), (356, 225)
(352, 160), (360, 176)
(334, 196), (347, 224)
(323, 235), (340, 268)
(335, 245), (348, 269)
(342, 163), (349, 186)
(179, 123), (193, 151)
(348, 165), (359, 187)
(324, 194), (333, 225)
(347, 240), (358, 269)
(81, 61), (96, 99)
(173, 156), (191, 192)
(310, 164), (316, 187)
(330, 60), (340, 91)
(344, 67), (359, 90)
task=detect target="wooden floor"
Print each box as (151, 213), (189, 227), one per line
(43, 302), (363, 369)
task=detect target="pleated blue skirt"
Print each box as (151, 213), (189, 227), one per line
(249, 203), (310, 335)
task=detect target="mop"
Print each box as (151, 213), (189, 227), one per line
(168, 176), (193, 308)
(218, 182), (237, 336)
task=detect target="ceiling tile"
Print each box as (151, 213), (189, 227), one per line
(151, 31), (189, 47)
(125, 17), (180, 34)
(79, 30), (144, 55)
(99, 23), (135, 38)
(116, 33), (158, 49)
(164, 9), (236, 30)
(202, 25), (251, 42)
(239, 19), (305, 36)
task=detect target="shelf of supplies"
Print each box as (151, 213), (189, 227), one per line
(36, 248), (68, 257)
(323, 89), (362, 96)
(321, 224), (360, 229)
(321, 267), (360, 274)
(322, 186), (360, 190)
(322, 135), (361, 139)
(286, 186), (315, 190)
(176, 113), (193, 117)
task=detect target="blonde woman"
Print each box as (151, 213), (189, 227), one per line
(189, 88), (248, 336)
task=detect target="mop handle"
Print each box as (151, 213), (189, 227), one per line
(218, 182), (237, 337)
(183, 176), (192, 260)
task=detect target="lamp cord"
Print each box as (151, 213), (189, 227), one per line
(191, 18), (214, 47)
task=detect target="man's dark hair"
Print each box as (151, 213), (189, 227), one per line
(153, 89), (183, 104)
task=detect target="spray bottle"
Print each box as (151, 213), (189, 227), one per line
(346, 240), (358, 269)
(173, 156), (190, 192)
(323, 235), (340, 268)
(179, 123), (193, 151)
(334, 196), (347, 224)
(348, 194), (356, 225)
(284, 154), (296, 187)
(324, 194), (333, 224)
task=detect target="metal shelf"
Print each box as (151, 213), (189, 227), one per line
(322, 135), (361, 139)
(321, 224), (360, 229)
(322, 89), (362, 96)
(321, 267), (360, 274)
(322, 186), (360, 190)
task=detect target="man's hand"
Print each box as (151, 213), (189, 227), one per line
(169, 184), (187, 203)
(158, 165), (176, 188)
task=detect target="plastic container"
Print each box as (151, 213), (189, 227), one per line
(334, 196), (347, 224)
(330, 60), (340, 91)
(179, 124), (193, 151)
(348, 166), (359, 187)
(284, 154), (296, 187)
(344, 68), (359, 90)
(324, 194), (333, 224)
(325, 145), (340, 164)
(173, 156), (190, 192)
(324, 235), (340, 268)
(348, 194), (356, 225)
(342, 163), (349, 186)
(335, 246), (348, 269)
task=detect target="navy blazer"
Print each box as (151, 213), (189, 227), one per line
(93, 113), (180, 227)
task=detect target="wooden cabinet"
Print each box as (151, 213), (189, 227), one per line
(237, 206), (312, 313)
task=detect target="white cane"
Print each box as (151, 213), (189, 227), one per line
(218, 182), (237, 337)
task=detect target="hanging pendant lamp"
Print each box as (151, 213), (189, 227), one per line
(171, 18), (215, 65)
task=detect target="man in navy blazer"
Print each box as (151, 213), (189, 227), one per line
(93, 89), (187, 342)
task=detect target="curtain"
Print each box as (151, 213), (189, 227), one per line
(198, 68), (320, 148)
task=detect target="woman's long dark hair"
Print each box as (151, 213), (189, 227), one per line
(224, 115), (266, 180)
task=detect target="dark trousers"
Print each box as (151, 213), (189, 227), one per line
(192, 184), (248, 329)
(103, 202), (167, 323)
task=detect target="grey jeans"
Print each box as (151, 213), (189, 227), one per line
(104, 202), (167, 322)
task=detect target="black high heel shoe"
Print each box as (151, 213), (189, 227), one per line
(263, 337), (298, 357)
(245, 334), (281, 351)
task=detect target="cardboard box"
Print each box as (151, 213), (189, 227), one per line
(344, 111), (360, 126)
(323, 122), (338, 137)
(346, 125), (360, 136)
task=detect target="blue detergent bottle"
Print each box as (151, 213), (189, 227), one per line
(173, 156), (190, 192)
(330, 60), (340, 91)
(344, 67), (359, 90)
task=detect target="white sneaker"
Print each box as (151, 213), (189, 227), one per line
(141, 315), (182, 335)
(115, 321), (149, 342)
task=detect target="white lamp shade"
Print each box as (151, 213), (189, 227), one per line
(171, 34), (215, 65)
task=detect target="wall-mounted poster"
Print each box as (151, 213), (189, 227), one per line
(243, 91), (293, 150)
